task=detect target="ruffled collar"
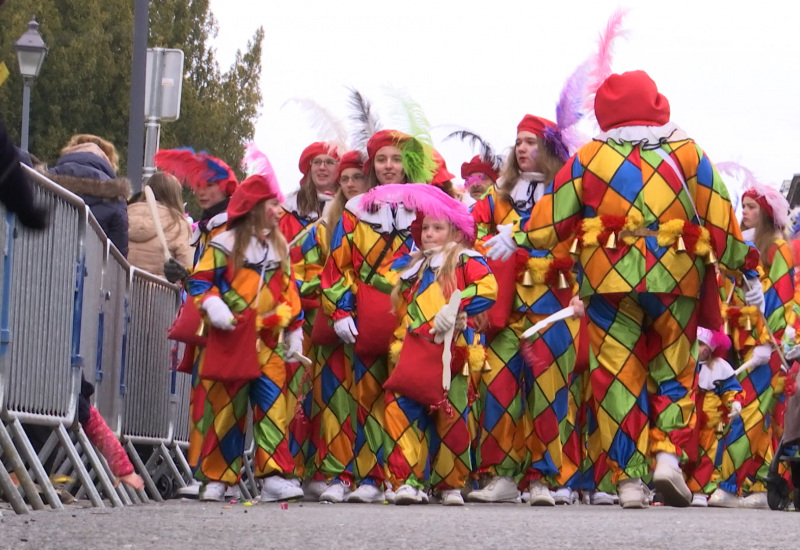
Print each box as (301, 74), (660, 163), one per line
(345, 194), (415, 235)
(399, 243), (482, 281)
(209, 229), (281, 269)
(510, 175), (546, 211)
(697, 357), (735, 391)
(595, 122), (689, 149)
(191, 211), (228, 246)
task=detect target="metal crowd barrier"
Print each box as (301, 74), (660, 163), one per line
(0, 166), (194, 514)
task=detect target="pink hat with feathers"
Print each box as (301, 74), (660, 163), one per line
(358, 183), (476, 242)
(742, 182), (790, 230)
(697, 326), (732, 357)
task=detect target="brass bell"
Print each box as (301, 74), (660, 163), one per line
(481, 359), (492, 373)
(461, 361), (470, 377)
(277, 329), (285, 346)
(521, 269), (534, 287)
(557, 272), (569, 290)
(676, 235), (687, 253)
(744, 316), (752, 332)
(722, 319), (730, 334)
(569, 238), (580, 256)
(196, 320), (207, 338)
(705, 248), (718, 265)
(605, 232), (617, 250)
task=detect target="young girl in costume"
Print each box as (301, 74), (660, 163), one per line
(185, 173), (305, 503)
(687, 327), (743, 507)
(321, 130), (435, 503)
(711, 182), (795, 509)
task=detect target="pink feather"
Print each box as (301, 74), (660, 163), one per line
(241, 143), (284, 203)
(743, 181), (790, 230)
(358, 184), (475, 241)
(583, 8), (630, 112)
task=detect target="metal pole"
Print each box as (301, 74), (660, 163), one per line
(20, 79), (31, 152)
(126, 0), (150, 194)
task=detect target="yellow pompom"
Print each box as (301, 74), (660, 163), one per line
(526, 258), (550, 284)
(468, 345), (486, 371)
(275, 303), (292, 328)
(389, 339), (403, 365)
(657, 219), (684, 247)
(625, 211), (643, 231)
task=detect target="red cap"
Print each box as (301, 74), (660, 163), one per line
(594, 71), (670, 132)
(517, 115), (557, 138)
(460, 155), (499, 182)
(431, 150), (455, 187)
(298, 142), (340, 183)
(336, 150), (364, 179)
(227, 174), (284, 224)
(365, 130), (411, 163)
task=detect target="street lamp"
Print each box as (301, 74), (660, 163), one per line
(14, 19), (48, 152)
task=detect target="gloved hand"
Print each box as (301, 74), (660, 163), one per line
(484, 223), (518, 261)
(733, 344), (773, 377)
(569, 295), (585, 318)
(334, 316), (359, 344)
(202, 296), (235, 331)
(786, 346), (800, 361)
(163, 258), (191, 283)
(454, 312), (468, 333)
(285, 328), (304, 359)
(743, 278), (765, 314)
(430, 307), (458, 344)
(727, 400), (743, 419)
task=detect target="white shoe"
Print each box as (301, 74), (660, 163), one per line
(591, 491), (615, 505)
(394, 484), (423, 505)
(260, 476), (304, 502)
(225, 485), (241, 500)
(200, 481), (227, 502)
(319, 481), (350, 503)
(419, 489), (429, 504)
(652, 457), (691, 507)
(618, 478), (649, 509)
(346, 483), (385, 503)
(466, 476), (519, 503)
(552, 487), (578, 505)
(384, 489), (396, 503)
(691, 493), (708, 507)
(305, 479), (330, 499)
(741, 492), (768, 509)
(441, 489), (464, 506)
(529, 480), (555, 506)
(707, 488), (740, 508)
(178, 480), (202, 499)
(520, 491), (530, 503)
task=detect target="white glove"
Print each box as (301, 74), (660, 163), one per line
(786, 345), (800, 361)
(785, 325), (796, 343)
(430, 307), (458, 344)
(727, 400), (742, 419)
(485, 223), (518, 261)
(202, 296), (235, 331)
(743, 278), (765, 314)
(733, 344), (773, 376)
(334, 316), (359, 344)
(285, 328), (304, 359)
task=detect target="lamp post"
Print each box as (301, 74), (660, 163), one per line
(14, 19), (48, 152)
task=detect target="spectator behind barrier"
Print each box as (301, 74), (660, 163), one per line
(0, 118), (47, 230)
(47, 135), (130, 256)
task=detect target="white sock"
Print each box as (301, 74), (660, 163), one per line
(656, 452), (680, 468)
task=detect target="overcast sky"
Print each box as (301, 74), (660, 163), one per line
(205, 0), (800, 201)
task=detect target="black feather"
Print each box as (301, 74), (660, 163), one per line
(346, 87), (382, 153)
(445, 129), (503, 173)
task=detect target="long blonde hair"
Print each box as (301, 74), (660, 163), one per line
(497, 136), (563, 205)
(228, 203), (289, 273)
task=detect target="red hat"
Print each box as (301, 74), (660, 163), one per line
(227, 174), (284, 224)
(461, 155), (499, 182)
(431, 150), (455, 187)
(517, 115), (557, 138)
(298, 142), (340, 183)
(365, 129), (411, 162)
(153, 149), (238, 196)
(594, 71), (670, 132)
(336, 150), (364, 179)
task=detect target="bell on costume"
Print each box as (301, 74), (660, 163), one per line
(744, 316), (752, 332)
(605, 232), (617, 250)
(705, 248), (718, 265)
(557, 272), (569, 290)
(676, 235), (686, 253)
(521, 269), (534, 287)
(481, 359), (492, 373)
(461, 361), (470, 377)
(723, 319), (730, 334)
(569, 238), (580, 256)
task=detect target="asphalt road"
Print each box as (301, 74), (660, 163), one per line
(0, 500), (794, 550)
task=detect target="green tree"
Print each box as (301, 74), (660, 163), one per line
(0, 0), (262, 182)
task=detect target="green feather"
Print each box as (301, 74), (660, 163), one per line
(401, 137), (436, 184)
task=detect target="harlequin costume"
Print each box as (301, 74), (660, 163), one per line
(185, 174), (305, 499)
(521, 71), (760, 507)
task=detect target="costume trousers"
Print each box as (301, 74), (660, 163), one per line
(287, 315), (316, 478)
(685, 392), (725, 494)
(352, 350), (388, 486)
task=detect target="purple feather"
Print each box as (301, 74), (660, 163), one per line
(556, 60), (590, 131)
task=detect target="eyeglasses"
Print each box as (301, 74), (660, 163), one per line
(339, 174), (365, 184)
(310, 159), (338, 167)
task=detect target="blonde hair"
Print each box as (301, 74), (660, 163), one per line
(228, 203), (289, 273)
(296, 173), (324, 218)
(145, 171), (185, 226)
(63, 134), (119, 171)
(497, 135), (563, 205)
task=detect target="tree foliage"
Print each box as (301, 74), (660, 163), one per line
(0, 0), (262, 179)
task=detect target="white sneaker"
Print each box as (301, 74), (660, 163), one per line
(618, 478), (649, 509)
(652, 457), (691, 507)
(346, 483), (385, 503)
(529, 480), (555, 506)
(520, 491), (530, 503)
(591, 491), (616, 505)
(707, 488), (740, 508)
(552, 486), (578, 505)
(178, 480), (202, 499)
(260, 476), (304, 502)
(225, 485), (241, 500)
(319, 481), (350, 503)
(419, 489), (429, 504)
(741, 492), (768, 509)
(200, 481), (227, 502)
(466, 476), (519, 503)
(394, 484), (423, 505)
(384, 489), (396, 503)
(441, 488), (464, 506)
(305, 479), (330, 499)
(691, 493), (708, 507)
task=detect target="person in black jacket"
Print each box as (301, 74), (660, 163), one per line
(47, 134), (130, 256)
(0, 118), (47, 230)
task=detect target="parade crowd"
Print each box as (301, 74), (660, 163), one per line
(149, 67), (800, 511)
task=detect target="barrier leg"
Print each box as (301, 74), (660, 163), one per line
(75, 427), (123, 507)
(124, 439), (163, 502)
(158, 442), (185, 492)
(4, 420), (54, 510)
(54, 424), (104, 508)
(170, 442), (194, 481)
(0, 457), (29, 514)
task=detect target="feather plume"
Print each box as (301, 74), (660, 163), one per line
(154, 148), (237, 192)
(382, 85), (433, 146)
(445, 129), (503, 173)
(401, 137), (437, 185)
(554, 60), (591, 157)
(583, 8), (630, 112)
(715, 161), (759, 190)
(346, 87), (382, 153)
(241, 143), (284, 203)
(358, 183), (475, 241)
(283, 97), (348, 155)
(742, 181), (790, 230)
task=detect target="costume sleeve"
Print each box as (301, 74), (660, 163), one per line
(763, 240), (796, 340)
(283, 261), (304, 331)
(298, 224), (325, 298)
(458, 254), (497, 317)
(321, 211), (356, 319)
(186, 245), (227, 305)
(471, 189), (497, 248)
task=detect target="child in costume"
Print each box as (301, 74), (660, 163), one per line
(521, 70), (761, 508)
(185, 173), (305, 502)
(687, 327), (743, 507)
(320, 129), (436, 503)
(711, 182), (795, 509)
(367, 184), (497, 506)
